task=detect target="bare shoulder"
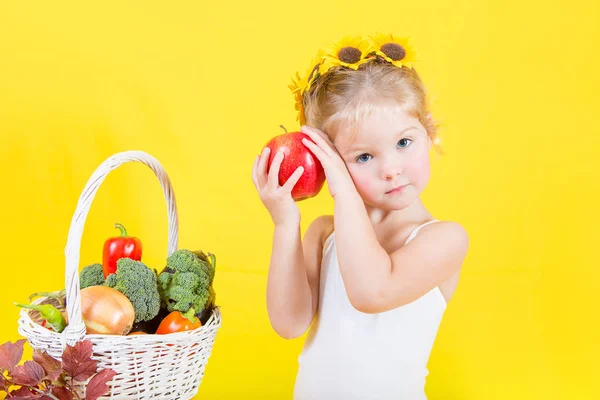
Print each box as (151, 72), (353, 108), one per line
(426, 220), (469, 248)
(419, 221), (469, 298)
(304, 215), (334, 249)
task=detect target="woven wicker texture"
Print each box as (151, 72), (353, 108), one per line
(17, 150), (221, 399)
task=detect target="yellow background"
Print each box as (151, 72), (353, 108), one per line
(1, 1), (598, 399)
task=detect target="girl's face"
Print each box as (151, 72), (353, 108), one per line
(332, 106), (432, 210)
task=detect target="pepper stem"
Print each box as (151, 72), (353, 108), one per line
(14, 303), (44, 311)
(182, 308), (199, 324)
(114, 223), (128, 237)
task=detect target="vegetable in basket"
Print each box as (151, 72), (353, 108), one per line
(80, 263), (105, 289)
(14, 302), (67, 333)
(105, 257), (160, 323)
(157, 249), (215, 314)
(103, 223), (142, 279)
(80, 286), (135, 335)
(130, 307), (169, 334)
(198, 285), (217, 325)
(156, 308), (202, 334)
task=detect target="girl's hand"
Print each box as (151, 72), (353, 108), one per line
(252, 147), (305, 226)
(300, 125), (356, 199)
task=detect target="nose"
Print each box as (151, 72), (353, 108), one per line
(382, 163), (403, 180)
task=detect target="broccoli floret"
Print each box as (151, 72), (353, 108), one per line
(105, 258), (160, 323)
(80, 263), (105, 289)
(157, 249), (216, 313)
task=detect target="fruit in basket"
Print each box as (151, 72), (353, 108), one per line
(105, 258), (160, 323)
(14, 302), (67, 333)
(264, 126), (325, 201)
(103, 223), (142, 279)
(80, 286), (135, 335)
(80, 263), (106, 289)
(156, 309), (202, 334)
(157, 249), (215, 314)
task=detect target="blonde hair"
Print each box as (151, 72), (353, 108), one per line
(303, 59), (443, 154)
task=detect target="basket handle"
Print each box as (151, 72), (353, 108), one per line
(61, 150), (179, 346)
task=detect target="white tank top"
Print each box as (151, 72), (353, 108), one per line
(294, 220), (446, 400)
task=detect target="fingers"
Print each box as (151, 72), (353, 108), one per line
(268, 150), (284, 191)
(281, 165), (304, 193)
(301, 125), (336, 158)
(256, 147), (271, 189)
(301, 137), (329, 165)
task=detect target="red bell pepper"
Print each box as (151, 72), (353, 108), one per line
(102, 223), (142, 279)
(156, 309), (202, 334)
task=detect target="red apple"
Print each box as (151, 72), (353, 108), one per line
(265, 129), (326, 201)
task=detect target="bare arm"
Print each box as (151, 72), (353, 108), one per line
(266, 215), (331, 339)
(252, 145), (329, 339)
(334, 192), (468, 313)
(300, 125), (469, 314)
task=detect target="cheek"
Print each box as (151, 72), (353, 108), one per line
(348, 167), (378, 194)
(406, 154), (431, 187)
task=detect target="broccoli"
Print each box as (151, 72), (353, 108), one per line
(80, 263), (105, 289)
(105, 258), (160, 323)
(157, 249), (216, 314)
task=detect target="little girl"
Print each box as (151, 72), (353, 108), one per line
(252, 34), (469, 399)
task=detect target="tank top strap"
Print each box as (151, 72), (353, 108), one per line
(405, 219), (441, 245)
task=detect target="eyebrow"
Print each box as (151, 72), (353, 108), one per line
(346, 126), (418, 152)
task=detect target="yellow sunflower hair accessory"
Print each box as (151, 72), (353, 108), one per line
(323, 36), (371, 70)
(289, 34), (417, 125)
(367, 33), (417, 68)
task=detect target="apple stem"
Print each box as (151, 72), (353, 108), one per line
(279, 124), (288, 134)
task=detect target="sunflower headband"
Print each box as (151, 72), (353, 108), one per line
(288, 34), (417, 125)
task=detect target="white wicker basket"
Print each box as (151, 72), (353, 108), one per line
(17, 150), (222, 399)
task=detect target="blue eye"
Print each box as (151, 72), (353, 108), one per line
(397, 138), (412, 148)
(356, 154), (372, 163)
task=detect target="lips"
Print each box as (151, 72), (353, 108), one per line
(386, 184), (408, 194)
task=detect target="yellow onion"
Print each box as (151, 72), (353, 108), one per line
(80, 286), (135, 335)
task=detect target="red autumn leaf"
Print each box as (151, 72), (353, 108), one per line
(84, 369), (117, 400)
(9, 386), (50, 398)
(52, 386), (74, 400)
(10, 386), (36, 397)
(11, 360), (46, 387)
(61, 340), (98, 382)
(33, 350), (62, 381)
(0, 339), (26, 373)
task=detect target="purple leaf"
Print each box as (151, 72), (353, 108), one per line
(61, 340), (98, 382)
(11, 360), (46, 387)
(0, 339), (26, 373)
(52, 386), (74, 400)
(84, 369), (116, 400)
(33, 350), (62, 381)
(11, 386), (36, 396)
(9, 386), (45, 398)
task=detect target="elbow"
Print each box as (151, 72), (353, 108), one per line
(271, 323), (308, 340)
(347, 289), (386, 314)
(268, 312), (311, 340)
(347, 282), (402, 314)
(275, 327), (304, 340)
